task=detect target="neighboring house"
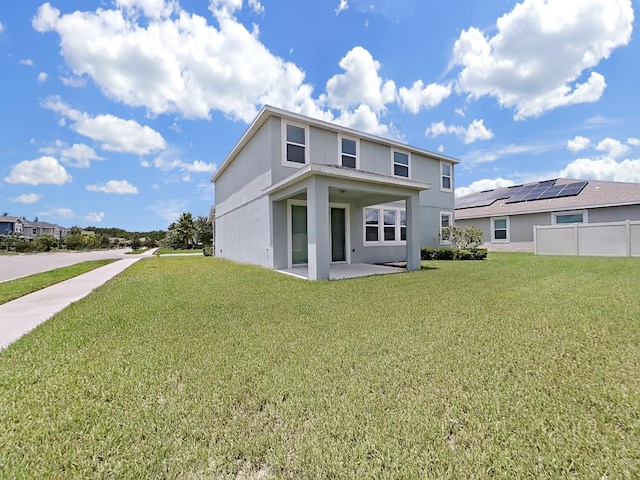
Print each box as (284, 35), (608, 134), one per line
(21, 221), (68, 241)
(0, 217), (68, 241)
(455, 178), (640, 249)
(211, 105), (458, 280)
(0, 216), (25, 236)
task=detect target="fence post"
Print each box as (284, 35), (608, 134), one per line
(573, 224), (579, 256)
(625, 220), (631, 257)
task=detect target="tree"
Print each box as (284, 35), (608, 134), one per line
(2, 212), (8, 216)
(170, 212), (197, 249)
(34, 234), (56, 252)
(131, 237), (142, 251)
(194, 215), (213, 246)
(33, 216), (39, 222)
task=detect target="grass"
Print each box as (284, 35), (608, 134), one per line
(0, 259), (117, 305)
(156, 247), (201, 254)
(125, 248), (151, 255)
(0, 253), (638, 478)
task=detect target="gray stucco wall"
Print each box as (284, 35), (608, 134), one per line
(589, 204), (640, 222)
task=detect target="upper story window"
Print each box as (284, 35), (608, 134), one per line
(340, 136), (358, 169)
(441, 161), (452, 192)
(393, 150), (410, 178)
(283, 122), (309, 166)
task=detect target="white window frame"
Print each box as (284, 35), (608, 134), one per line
(392, 150), (411, 178)
(440, 211), (453, 245)
(338, 135), (359, 169)
(363, 205), (406, 246)
(440, 161), (453, 192)
(552, 210), (588, 225)
(491, 216), (510, 243)
(282, 120), (309, 167)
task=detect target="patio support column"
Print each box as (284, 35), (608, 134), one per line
(307, 177), (330, 280)
(406, 192), (421, 272)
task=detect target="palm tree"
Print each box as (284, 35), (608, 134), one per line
(173, 212), (197, 249)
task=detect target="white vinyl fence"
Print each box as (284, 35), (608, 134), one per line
(534, 220), (640, 257)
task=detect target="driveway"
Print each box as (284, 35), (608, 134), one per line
(0, 249), (135, 283)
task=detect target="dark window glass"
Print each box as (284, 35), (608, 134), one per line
(494, 229), (507, 240)
(394, 151), (408, 165)
(342, 155), (356, 168)
(366, 226), (379, 242)
(384, 227), (395, 241)
(342, 138), (356, 156)
(442, 176), (451, 189)
(287, 144), (305, 164)
(286, 124), (305, 145)
(394, 164), (409, 177)
(556, 214), (583, 224)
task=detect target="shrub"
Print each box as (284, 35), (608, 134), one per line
(421, 246), (437, 260)
(202, 246), (213, 257)
(436, 247), (457, 260)
(440, 225), (484, 250)
(420, 246), (488, 261)
(456, 249), (476, 260)
(472, 248), (488, 260)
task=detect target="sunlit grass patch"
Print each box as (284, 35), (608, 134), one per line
(1, 254), (638, 478)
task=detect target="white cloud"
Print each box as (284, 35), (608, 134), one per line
(0, 21), (4, 33)
(336, 0), (348, 15)
(455, 178), (515, 197)
(567, 135), (591, 153)
(39, 208), (75, 219)
(323, 46), (396, 112)
(398, 81), (451, 113)
(248, 0), (264, 14)
(451, 0), (634, 119)
(37, 72), (48, 82)
(4, 156), (72, 185)
(11, 193), (43, 204)
(332, 104), (390, 136)
(42, 96), (166, 155)
(455, 108), (465, 117)
(85, 211), (105, 223)
(86, 179), (139, 194)
(153, 154), (216, 173)
(20, 59), (34, 66)
(628, 138), (640, 146)
(33, 1), (317, 123)
(595, 137), (630, 159)
(425, 119), (493, 144)
(41, 141), (104, 168)
(437, 145), (444, 153)
(60, 76), (87, 88)
(558, 157), (640, 183)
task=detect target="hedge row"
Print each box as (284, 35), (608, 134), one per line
(421, 246), (488, 261)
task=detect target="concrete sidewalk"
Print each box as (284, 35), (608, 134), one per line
(0, 254), (150, 350)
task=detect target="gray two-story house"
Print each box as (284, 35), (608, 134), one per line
(211, 106), (458, 280)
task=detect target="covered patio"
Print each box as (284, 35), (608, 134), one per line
(276, 262), (405, 280)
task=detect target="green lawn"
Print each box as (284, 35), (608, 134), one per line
(1, 254), (638, 478)
(0, 259), (117, 305)
(156, 247), (202, 254)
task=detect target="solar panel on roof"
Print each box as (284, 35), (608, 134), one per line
(536, 184), (565, 200)
(557, 181), (588, 197)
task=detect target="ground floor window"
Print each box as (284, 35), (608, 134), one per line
(552, 210), (587, 224)
(364, 205), (406, 246)
(492, 217), (509, 242)
(440, 211), (453, 244)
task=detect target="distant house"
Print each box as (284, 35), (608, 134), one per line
(0, 216), (25, 236)
(0, 217), (68, 241)
(455, 178), (640, 249)
(211, 105), (458, 280)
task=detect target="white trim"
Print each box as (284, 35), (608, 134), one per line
(281, 119), (309, 168)
(440, 161), (453, 192)
(363, 204), (407, 246)
(338, 135), (359, 169)
(286, 199), (351, 268)
(491, 216), (510, 243)
(551, 209), (588, 225)
(391, 149), (411, 179)
(439, 211), (453, 245)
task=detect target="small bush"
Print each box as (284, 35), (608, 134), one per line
(456, 249), (476, 260)
(202, 246), (213, 257)
(421, 246), (437, 260)
(420, 246), (488, 261)
(472, 248), (488, 260)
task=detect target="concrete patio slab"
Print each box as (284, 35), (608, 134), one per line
(277, 263), (405, 280)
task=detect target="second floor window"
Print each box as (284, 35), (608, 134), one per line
(441, 162), (452, 191)
(340, 137), (357, 168)
(285, 124), (307, 164)
(393, 151), (409, 178)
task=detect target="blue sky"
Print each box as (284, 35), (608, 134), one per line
(1, 0), (638, 232)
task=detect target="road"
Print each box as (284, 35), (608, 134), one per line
(0, 249), (135, 283)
